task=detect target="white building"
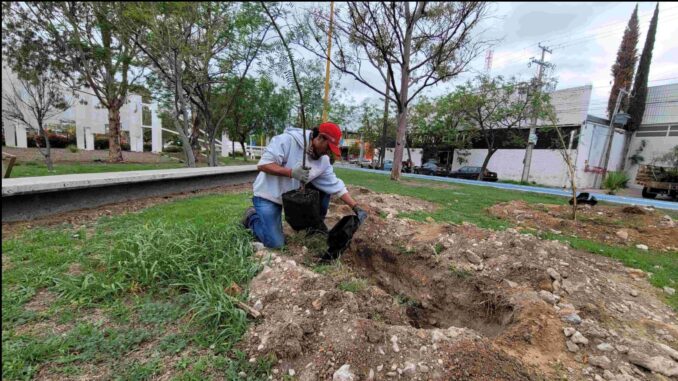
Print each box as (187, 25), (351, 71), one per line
(2, 63), (164, 153)
(448, 83), (678, 189)
(622, 83), (678, 189)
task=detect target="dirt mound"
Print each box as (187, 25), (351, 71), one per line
(488, 200), (678, 252)
(240, 191), (678, 380)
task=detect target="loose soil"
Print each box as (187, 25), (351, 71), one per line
(488, 200), (678, 252)
(239, 186), (678, 380)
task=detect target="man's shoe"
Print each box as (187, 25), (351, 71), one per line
(241, 207), (256, 228)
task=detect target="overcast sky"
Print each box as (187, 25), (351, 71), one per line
(305, 2), (678, 120)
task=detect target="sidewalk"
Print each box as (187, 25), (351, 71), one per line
(336, 165), (678, 211)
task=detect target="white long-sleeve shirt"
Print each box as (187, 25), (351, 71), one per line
(252, 127), (348, 205)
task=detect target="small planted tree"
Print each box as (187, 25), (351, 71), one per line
(540, 104), (579, 220)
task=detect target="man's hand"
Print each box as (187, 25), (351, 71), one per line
(353, 205), (368, 225)
(291, 166), (310, 183)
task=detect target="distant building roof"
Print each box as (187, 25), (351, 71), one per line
(586, 114), (609, 126)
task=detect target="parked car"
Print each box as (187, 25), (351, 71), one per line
(415, 160), (447, 176)
(448, 166), (498, 181)
(382, 160), (393, 171)
(358, 159), (372, 168)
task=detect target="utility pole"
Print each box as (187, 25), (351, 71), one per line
(594, 88), (629, 188)
(520, 43), (553, 183)
(321, 1), (335, 123)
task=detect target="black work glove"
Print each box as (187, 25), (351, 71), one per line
(353, 205), (367, 225)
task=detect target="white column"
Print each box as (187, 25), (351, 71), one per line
(85, 127), (94, 151)
(130, 125), (143, 152)
(5, 124), (17, 146)
(151, 103), (162, 153)
(76, 125), (85, 150)
(221, 132), (229, 157)
(16, 124), (27, 148)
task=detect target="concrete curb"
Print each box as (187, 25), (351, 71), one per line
(2, 166), (258, 222)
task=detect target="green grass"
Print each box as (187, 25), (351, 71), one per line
(336, 168), (678, 310)
(2, 191), (273, 379)
(10, 158), (253, 178)
(338, 278), (368, 293)
(336, 168), (569, 229)
(10, 162), (184, 177)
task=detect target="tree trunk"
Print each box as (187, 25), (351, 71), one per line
(379, 70), (391, 169)
(172, 53), (196, 168)
(208, 133), (217, 166)
(37, 123), (54, 171)
(107, 102), (124, 163)
(478, 148), (497, 181)
(190, 107), (201, 160)
(239, 141), (248, 162)
(390, 4), (413, 181)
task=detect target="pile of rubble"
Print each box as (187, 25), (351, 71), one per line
(238, 187), (677, 380)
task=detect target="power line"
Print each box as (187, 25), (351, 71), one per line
(491, 8), (678, 64)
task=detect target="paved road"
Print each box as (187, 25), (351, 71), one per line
(336, 165), (678, 211)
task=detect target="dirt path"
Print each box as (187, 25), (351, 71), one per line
(239, 186), (678, 380)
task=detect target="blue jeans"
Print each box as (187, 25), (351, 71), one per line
(247, 191), (331, 249)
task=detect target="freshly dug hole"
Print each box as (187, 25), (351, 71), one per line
(343, 240), (515, 338)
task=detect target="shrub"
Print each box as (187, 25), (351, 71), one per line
(28, 131), (75, 148)
(94, 135), (130, 151)
(164, 145), (183, 153)
(603, 171), (629, 195)
(67, 144), (79, 153)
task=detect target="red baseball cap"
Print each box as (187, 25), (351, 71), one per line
(318, 122), (342, 156)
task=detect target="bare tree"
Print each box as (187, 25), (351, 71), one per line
(302, 2), (489, 180)
(2, 72), (71, 171)
(542, 105), (578, 221)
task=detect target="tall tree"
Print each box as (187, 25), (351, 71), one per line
(628, 3), (658, 132)
(624, 3), (659, 170)
(125, 2), (199, 167)
(221, 76), (291, 161)
(303, 2), (489, 180)
(449, 75), (543, 181)
(5, 2), (145, 163)
(607, 4), (639, 118)
(186, 2), (271, 167)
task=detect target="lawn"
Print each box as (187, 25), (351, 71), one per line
(8, 157), (253, 178)
(2, 191), (276, 380)
(2, 169), (676, 379)
(336, 168), (678, 309)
